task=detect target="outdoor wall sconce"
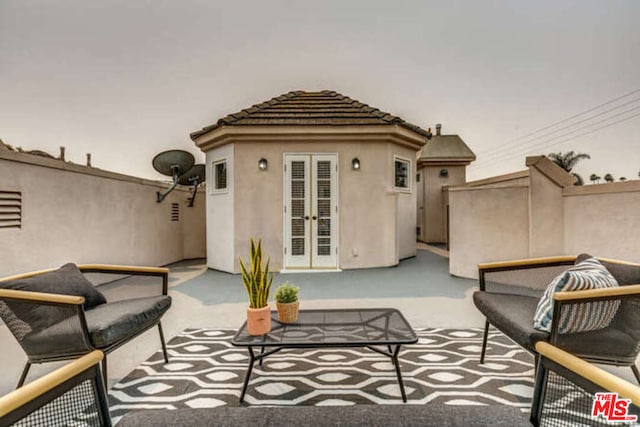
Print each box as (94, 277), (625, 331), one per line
(258, 158), (268, 171)
(352, 158), (361, 171)
(439, 168), (449, 178)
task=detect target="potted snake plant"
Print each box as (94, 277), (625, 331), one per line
(275, 282), (299, 323)
(239, 238), (273, 335)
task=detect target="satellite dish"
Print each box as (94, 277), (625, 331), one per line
(178, 164), (205, 185)
(178, 164), (206, 207)
(152, 150), (195, 203)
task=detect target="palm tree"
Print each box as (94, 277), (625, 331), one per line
(547, 151), (591, 185)
(604, 173), (614, 183)
(589, 173), (600, 184)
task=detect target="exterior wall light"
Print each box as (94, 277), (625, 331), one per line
(258, 158), (268, 171)
(439, 168), (449, 178)
(352, 158), (361, 171)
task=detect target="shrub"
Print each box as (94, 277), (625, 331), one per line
(275, 282), (299, 303)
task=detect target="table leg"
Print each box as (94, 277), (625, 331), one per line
(259, 346), (265, 367)
(391, 345), (408, 403)
(239, 347), (256, 403)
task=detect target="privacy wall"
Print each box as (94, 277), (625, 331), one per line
(448, 156), (640, 278)
(0, 151), (206, 277)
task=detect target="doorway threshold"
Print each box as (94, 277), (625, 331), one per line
(280, 268), (342, 274)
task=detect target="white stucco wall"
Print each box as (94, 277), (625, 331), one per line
(205, 144), (235, 272)
(0, 152), (206, 278)
(392, 146), (418, 260)
(564, 182), (640, 262)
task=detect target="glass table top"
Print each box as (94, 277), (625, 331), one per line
(232, 308), (417, 347)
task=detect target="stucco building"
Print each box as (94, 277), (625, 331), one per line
(191, 90), (432, 273)
(416, 124), (476, 244)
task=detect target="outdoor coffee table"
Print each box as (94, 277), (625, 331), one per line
(231, 308), (418, 403)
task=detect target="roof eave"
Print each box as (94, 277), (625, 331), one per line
(193, 125), (427, 152)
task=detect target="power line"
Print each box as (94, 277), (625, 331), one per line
(476, 88), (640, 156)
(475, 104), (640, 166)
(472, 110), (640, 170)
(477, 96), (640, 159)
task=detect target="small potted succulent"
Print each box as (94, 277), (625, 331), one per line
(239, 238), (273, 335)
(275, 282), (300, 323)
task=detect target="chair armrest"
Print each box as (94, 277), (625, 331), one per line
(478, 256), (576, 292)
(479, 256), (577, 272)
(0, 289), (85, 306)
(0, 350), (104, 418)
(553, 284), (640, 302)
(78, 264), (170, 295)
(535, 341), (640, 406)
(0, 288), (94, 358)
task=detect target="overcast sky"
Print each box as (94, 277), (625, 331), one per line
(1, 0), (639, 182)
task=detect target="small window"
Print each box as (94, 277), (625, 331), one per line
(0, 190), (22, 229)
(394, 157), (411, 192)
(212, 159), (227, 193)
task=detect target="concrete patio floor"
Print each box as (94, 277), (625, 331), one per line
(1, 246), (635, 397)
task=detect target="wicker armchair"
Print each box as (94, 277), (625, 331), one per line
(473, 255), (640, 383)
(0, 264), (171, 388)
(0, 350), (111, 427)
(532, 341), (640, 426)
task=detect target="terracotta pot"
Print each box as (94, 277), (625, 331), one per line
(276, 300), (299, 323)
(246, 306), (271, 336)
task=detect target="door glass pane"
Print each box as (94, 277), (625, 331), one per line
(291, 199), (305, 217)
(292, 218), (305, 236)
(316, 181), (331, 198)
(317, 199), (331, 218)
(317, 161), (331, 180)
(315, 160), (332, 258)
(291, 160), (306, 257)
(292, 238), (305, 255)
(292, 181), (305, 198)
(291, 161), (305, 179)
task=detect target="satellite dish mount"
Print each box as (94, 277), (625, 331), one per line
(178, 164), (206, 207)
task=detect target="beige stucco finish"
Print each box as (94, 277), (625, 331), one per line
(528, 167), (565, 257)
(449, 185), (530, 278)
(418, 165), (466, 243)
(194, 126), (424, 273)
(448, 157), (640, 279)
(0, 152), (206, 277)
(564, 182), (640, 262)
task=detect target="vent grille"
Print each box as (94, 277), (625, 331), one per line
(171, 203), (179, 222)
(0, 190), (22, 229)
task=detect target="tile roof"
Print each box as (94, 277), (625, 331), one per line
(190, 90), (431, 139)
(419, 135), (476, 163)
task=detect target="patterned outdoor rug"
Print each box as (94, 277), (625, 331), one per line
(108, 328), (535, 420)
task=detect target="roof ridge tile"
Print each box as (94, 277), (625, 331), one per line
(191, 90), (430, 139)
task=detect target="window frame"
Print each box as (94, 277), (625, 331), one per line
(393, 155), (412, 193)
(211, 158), (228, 194)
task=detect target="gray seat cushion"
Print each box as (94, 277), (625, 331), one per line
(474, 291), (639, 362)
(473, 291), (549, 352)
(117, 404), (530, 427)
(22, 295), (171, 356)
(0, 263), (107, 331)
(84, 295), (171, 348)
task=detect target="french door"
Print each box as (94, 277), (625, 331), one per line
(284, 154), (338, 269)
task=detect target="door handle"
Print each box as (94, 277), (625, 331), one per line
(312, 216), (317, 220)
(300, 216), (309, 220)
